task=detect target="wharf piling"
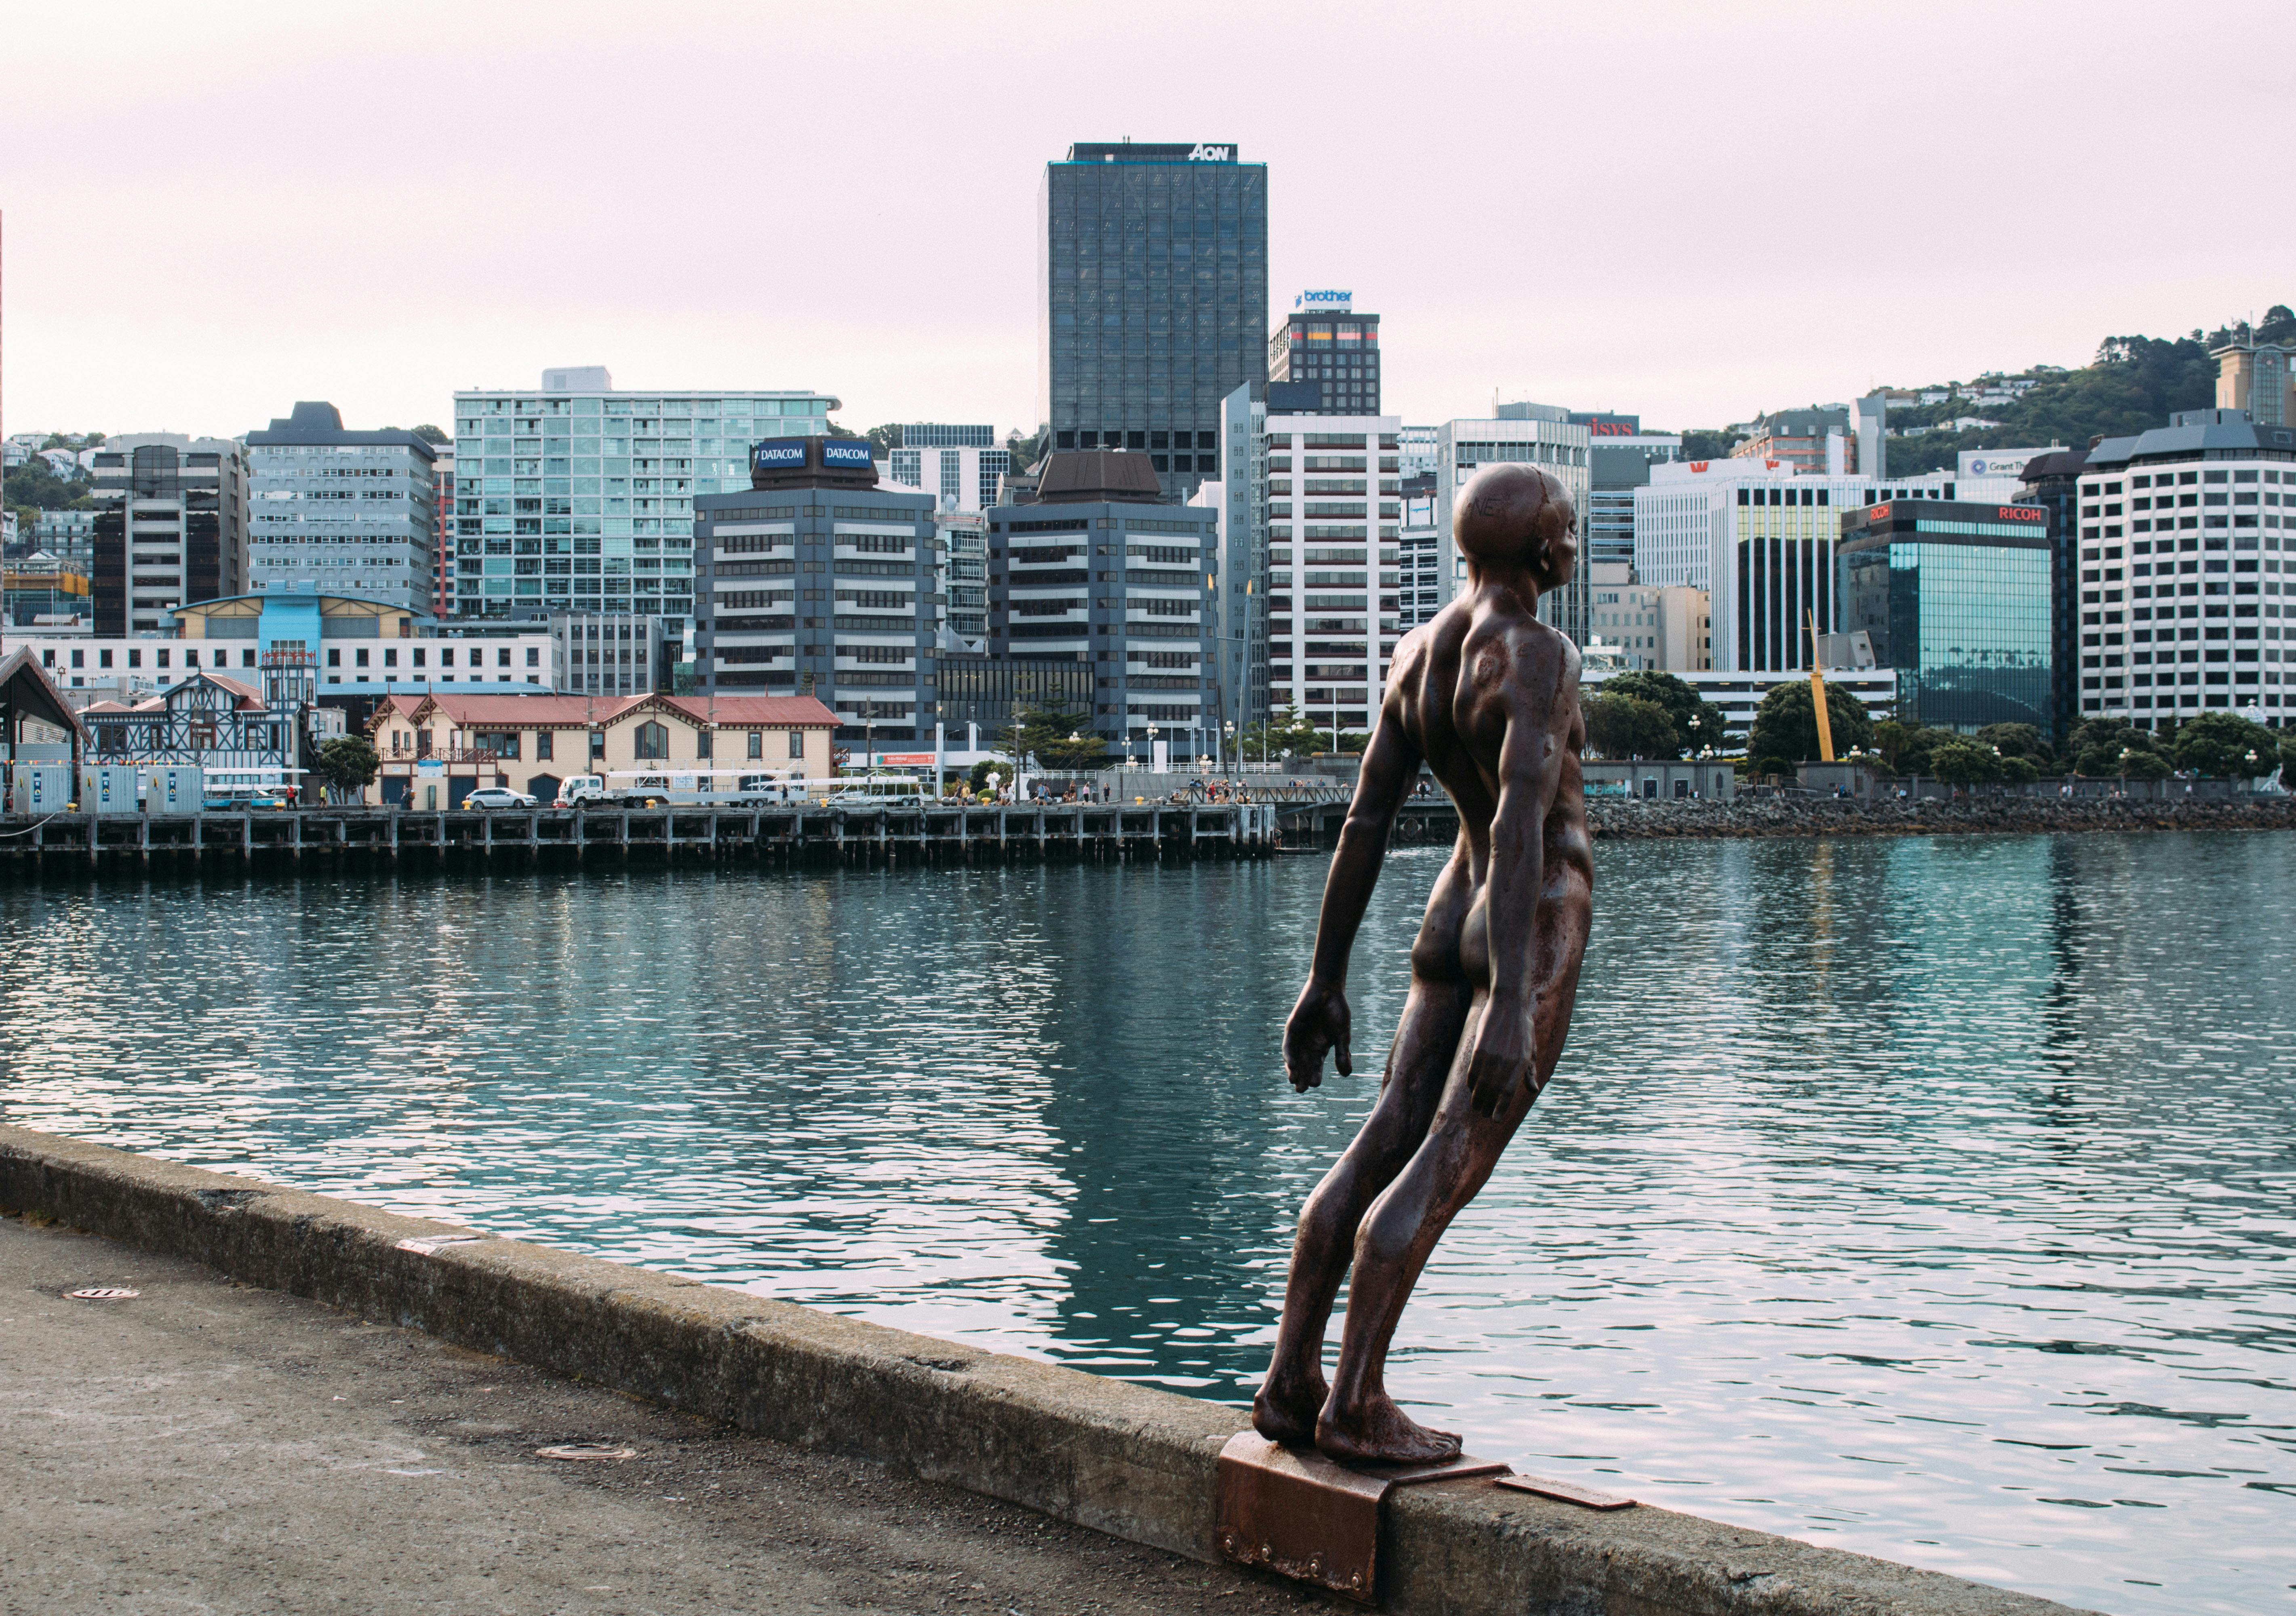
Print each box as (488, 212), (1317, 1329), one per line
(0, 803), (1282, 874)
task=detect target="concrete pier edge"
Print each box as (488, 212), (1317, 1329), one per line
(0, 1126), (2098, 1616)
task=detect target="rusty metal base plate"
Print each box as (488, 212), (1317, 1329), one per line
(1214, 1433), (1510, 1603)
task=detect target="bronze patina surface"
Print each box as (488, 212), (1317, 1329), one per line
(1254, 463), (1595, 1469)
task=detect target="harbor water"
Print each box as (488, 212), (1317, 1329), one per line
(2, 834), (2292, 1615)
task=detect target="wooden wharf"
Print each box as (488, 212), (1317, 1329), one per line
(0, 803), (1283, 873)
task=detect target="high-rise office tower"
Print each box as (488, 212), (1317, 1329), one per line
(1266, 291), (1380, 417)
(1038, 141), (1268, 501)
(1571, 413), (1681, 572)
(88, 435), (249, 635)
(245, 403), (439, 614)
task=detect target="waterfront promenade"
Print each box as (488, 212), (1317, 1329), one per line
(0, 1129), (2095, 1616)
(0, 1210), (1260, 1616)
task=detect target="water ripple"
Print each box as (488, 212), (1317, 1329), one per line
(4, 834), (2294, 1614)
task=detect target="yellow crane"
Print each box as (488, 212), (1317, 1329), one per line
(1807, 610), (1835, 764)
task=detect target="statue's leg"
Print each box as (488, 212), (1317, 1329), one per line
(1314, 993), (1542, 1465)
(1253, 863), (1475, 1446)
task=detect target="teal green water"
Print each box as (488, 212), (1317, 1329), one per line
(4, 835), (2293, 1616)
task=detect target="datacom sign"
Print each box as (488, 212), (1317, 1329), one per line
(821, 440), (875, 469)
(752, 438), (809, 471)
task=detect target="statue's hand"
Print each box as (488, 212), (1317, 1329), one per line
(1465, 1001), (1536, 1117)
(1283, 979), (1352, 1093)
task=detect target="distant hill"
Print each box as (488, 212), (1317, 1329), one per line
(1669, 304), (2294, 477)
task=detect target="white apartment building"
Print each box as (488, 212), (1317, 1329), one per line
(1433, 413), (1593, 643)
(2075, 408), (2296, 723)
(450, 366), (839, 629)
(885, 424), (1011, 514)
(1262, 412), (1401, 732)
(246, 403), (438, 614)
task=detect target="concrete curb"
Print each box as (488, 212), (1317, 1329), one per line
(0, 1126), (2100, 1616)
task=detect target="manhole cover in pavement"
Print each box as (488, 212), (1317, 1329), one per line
(67, 1288), (140, 1300)
(536, 1444), (636, 1462)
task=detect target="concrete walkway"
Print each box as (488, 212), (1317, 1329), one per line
(0, 1211), (1304, 1616)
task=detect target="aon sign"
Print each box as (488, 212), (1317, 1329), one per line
(1188, 144), (1232, 162)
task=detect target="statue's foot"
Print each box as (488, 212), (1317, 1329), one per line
(1251, 1369), (1328, 1447)
(1315, 1393), (1462, 1467)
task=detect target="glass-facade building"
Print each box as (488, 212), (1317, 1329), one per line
(1038, 142), (1268, 501)
(1839, 500), (2055, 731)
(450, 368), (838, 631)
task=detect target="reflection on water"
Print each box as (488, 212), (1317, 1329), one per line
(4, 835), (2293, 1616)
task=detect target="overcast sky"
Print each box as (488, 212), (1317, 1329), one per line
(2, 0), (2288, 444)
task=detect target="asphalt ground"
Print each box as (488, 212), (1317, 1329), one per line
(0, 1209), (1327, 1616)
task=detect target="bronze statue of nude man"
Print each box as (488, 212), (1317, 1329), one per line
(1253, 463), (1595, 1467)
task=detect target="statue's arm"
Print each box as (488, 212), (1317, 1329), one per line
(1464, 641), (1570, 1116)
(1284, 691), (1423, 1091)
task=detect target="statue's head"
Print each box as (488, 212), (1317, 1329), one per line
(1454, 464), (1577, 595)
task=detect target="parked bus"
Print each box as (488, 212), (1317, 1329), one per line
(202, 766), (304, 811)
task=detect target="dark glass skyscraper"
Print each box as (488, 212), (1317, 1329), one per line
(1037, 141), (1268, 501)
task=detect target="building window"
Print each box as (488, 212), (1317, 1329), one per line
(634, 720), (670, 759)
(536, 732), (553, 762)
(590, 730), (605, 759)
(788, 730), (804, 760)
(747, 731), (763, 760)
(526, 646), (539, 666)
(696, 729), (713, 760)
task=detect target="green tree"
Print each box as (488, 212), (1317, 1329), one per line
(1998, 754), (2040, 786)
(2069, 718), (2169, 777)
(1039, 729), (1109, 771)
(1929, 739), (2002, 788)
(1745, 679), (1876, 765)
(2119, 749), (2174, 781)
(3, 459), (93, 513)
(1005, 425), (1050, 471)
(1674, 429), (1745, 461)
(1601, 671), (1727, 758)
(313, 735), (380, 804)
(1581, 692), (1679, 760)
(1243, 703), (1325, 764)
(863, 424), (904, 455)
(994, 704), (1110, 771)
(411, 423), (449, 445)
(1975, 722), (2053, 770)
(2174, 711), (2282, 778)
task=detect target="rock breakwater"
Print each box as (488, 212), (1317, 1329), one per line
(1587, 793), (2296, 840)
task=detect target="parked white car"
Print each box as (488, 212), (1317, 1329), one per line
(466, 787), (537, 810)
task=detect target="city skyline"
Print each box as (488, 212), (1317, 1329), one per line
(1, 1), (2289, 444)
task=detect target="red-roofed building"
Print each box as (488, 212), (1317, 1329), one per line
(364, 690), (838, 806)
